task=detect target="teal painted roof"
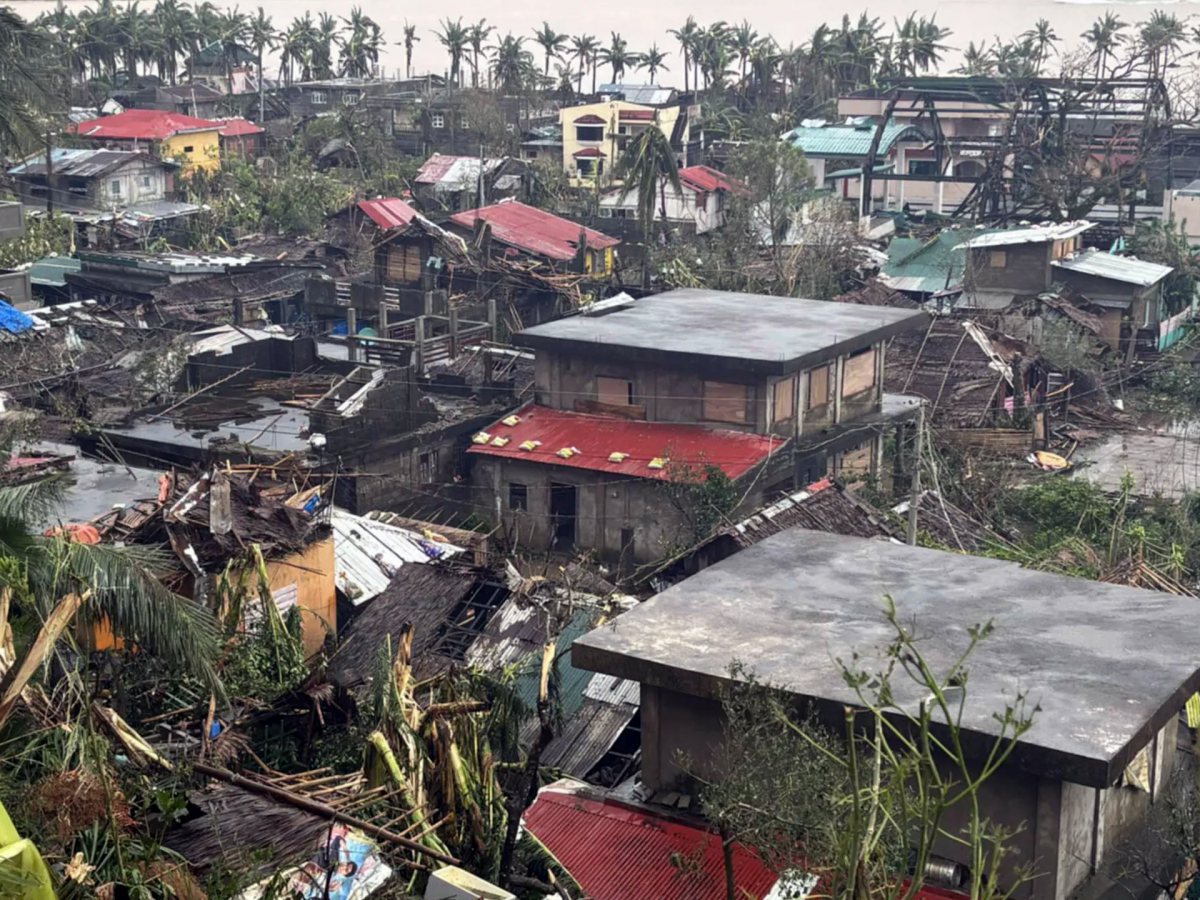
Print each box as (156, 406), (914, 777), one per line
(785, 121), (925, 158)
(515, 608), (601, 721)
(882, 230), (977, 294)
(29, 255), (81, 288)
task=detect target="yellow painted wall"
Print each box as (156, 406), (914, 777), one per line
(559, 100), (678, 186)
(163, 129), (222, 173)
(264, 537), (337, 657)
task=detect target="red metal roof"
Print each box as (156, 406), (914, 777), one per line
(572, 147), (606, 158)
(212, 117), (265, 137)
(466, 403), (782, 480)
(525, 788), (779, 900)
(679, 165), (739, 193)
(357, 197), (417, 230)
(72, 109), (224, 140)
(573, 113), (607, 124)
(414, 152), (467, 184)
(618, 109), (655, 121)
(449, 200), (619, 261)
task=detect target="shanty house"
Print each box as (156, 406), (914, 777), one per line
(598, 165), (740, 235)
(447, 199), (620, 276)
(8, 148), (176, 212)
(468, 289), (927, 563)
(412, 154), (529, 212)
(559, 100), (681, 185)
(573, 529), (1200, 900)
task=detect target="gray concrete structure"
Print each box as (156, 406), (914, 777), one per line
(573, 530), (1198, 900)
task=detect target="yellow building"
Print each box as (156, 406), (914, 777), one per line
(73, 108), (223, 174)
(559, 100), (680, 186)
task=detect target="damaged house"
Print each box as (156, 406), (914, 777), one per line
(412, 154), (530, 212)
(467, 288), (928, 564)
(8, 148), (178, 213)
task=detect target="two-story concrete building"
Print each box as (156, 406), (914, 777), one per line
(597, 165), (739, 235)
(467, 289), (927, 563)
(559, 100), (683, 186)
(572, 529), (1200, 900)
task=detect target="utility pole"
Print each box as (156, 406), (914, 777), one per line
(906, 401), (925, 546)
(45, 129), (54, 215)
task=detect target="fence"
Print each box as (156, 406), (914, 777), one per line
(1158, 304), (1194, 352)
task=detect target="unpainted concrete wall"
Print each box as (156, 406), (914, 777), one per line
(642, 683), (727, 790)
(968, 244), (1054, 292)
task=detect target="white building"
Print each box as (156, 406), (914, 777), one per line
(598, 165), (738, 234)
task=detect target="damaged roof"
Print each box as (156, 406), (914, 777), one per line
(1052, 249), (1173, 287)
(356, 197), (417, 230)
(467, 403), (784, 481)
(8, 148), (174, 178)
(414, 153), (504, 187)
(449, 199), (619, 261)
(955, 221), (1095, 249)
(330, 507), (464, 606)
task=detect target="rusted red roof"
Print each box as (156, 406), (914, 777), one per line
(466, 403), (782, 480)
(357, 197), (417, 230)
(618, 109), (655, 121)
(679, 165), (738, 193)
(573, 113), (607, 124)
(449, 200), (618, 260)
(524, 787), (779, 900)
(572, 147), (606, 158)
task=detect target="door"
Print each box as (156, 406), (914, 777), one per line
(549, 483), (577, 550)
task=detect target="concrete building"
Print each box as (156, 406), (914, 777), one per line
(782, 119), (926, 208)
(559, 100), (682, 186)
(8, 148), (176, 213)
(467, 289), (927, 563)
(572, 528), (1200, 900)
(598, 165), (739, 235)
(70, 109), (263, 174)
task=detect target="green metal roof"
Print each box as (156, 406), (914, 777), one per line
(515, 608), (601, 721)
(29, 255), (81, 288)
(784, 121), (925, 158)
(882, 229), (981, 294)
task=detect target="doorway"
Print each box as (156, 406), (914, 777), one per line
(549, 483), (577, 550)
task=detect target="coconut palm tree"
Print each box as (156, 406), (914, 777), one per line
(466, 20), (494, 88)
(955, 41), (995, 76)
(400, 21), (419, 79)
(569, 34), (598, 94)
(490, 32), (533, 95)
(248, 7), (277, 120)
(729, 19), (758, 85)
(639, 44), (668, 84)
(435, 17), (468, 87)
(1022, 19), (1060, 74)
(668, 16), (700, 93)
(311, 12), (339, 80)
(531, 21), (567, 77)
(152, 0), (198, 85)
(616, 120), (681, 288)
(1138, 11), (1185, 81)
(0, 478), (223, 717)
(0, 7), (57, 149)
(1082, 13), (1125, 80)
(599, 31), (637, 83)
(339, 7), (378, 78)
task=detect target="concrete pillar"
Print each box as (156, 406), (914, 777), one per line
(346, 307), (357, 363)
(414, 314), (425, 373)
(449, 307), (459, 359)
(487, 297), (497, 340)
(378, 300), (388, 337)
(896, 148), (906, 208)
(233, 296), (245, 325)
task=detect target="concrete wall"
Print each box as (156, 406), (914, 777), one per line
(968, 243), (1054, 292)
(642, 683), (727, 789)
(598, 182), (726, 234)
(559, 100), (680, 185)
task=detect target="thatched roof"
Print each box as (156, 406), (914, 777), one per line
(162, 784), (329, 873)
(833, 279), (920, 309)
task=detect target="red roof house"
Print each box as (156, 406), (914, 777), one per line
(449, 199), (619, 263)
(72, 109), (219, 140)
(356, 197), (417, 230)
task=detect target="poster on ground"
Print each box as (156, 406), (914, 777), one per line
(240, 825), (392, 900)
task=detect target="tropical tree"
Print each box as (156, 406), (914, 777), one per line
(569, 34), (598, 94)
(599, 31), (637, 83)
(466, 20), (494, 88)
(489, 32), (534, 96)
(668, 16), (700, 93)
(339, 7), (380, 78)
(435, 17), (468, 87)
(400, 20), (419, 79)
(311, 11), (339, 80)
(729, 19), (758, 86)
(248, 7), (277, 122)
(1082, 13), (1126, 80)
(0, 8), (57, 150)
(955, 41), (995, 77)
(1137, 11), (1185, 81)
(1023, 19), (1060, 74)
(532, 21), (567, 77)
(639, 43), (669, 84)
(616, 120), (681, 288)
(279, 14), (317, 85)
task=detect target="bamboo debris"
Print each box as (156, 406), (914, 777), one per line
(0, 591), (89, 728)
(92, 703), (175, 771)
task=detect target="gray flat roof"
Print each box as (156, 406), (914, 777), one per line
(572, 530), (1200, 787)
(514, 289), (929, 376)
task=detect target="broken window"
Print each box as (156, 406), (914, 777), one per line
(575, 125), (603, 142)
(807, 365), (830, 409)
(703, 381), (747, 423)
(842, 348), (876, 397)
(419, 449), (438, 482)
(597, 376), (634, 407)
(508, 482), (528, 511)
(772, 376), (796, 423)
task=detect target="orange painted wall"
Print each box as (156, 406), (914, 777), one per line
(264, 538), (337, 657)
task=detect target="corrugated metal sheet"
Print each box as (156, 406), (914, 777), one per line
(330, 507), (464, 606)
(785, 121), (924, 157)
(8, 148), (159, 178)
(583, 672), (640, 706)
(464, 599), (549, 670)
(597, 84), (676, 105)
(1052, 250), (1173, 287)
(73, 108), (221, 139)
(467, 403), (783, 481)
(678, 165), (735, 193)
(524, 788), (781, 900)
(211, 117), (264, 137)
(514, 608), (600, 718)
(539, 698), (638, 776)
(189, 324), (292, 356)
(414, 153), (503, 188)
(449, 199), (619, 260)
(29, 256), (82, 288)
(954, 221), (1094, 249)
(357, 198), (417, 230)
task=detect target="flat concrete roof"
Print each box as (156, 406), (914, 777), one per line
(572, 530), (1200, 788)
(514, 289), (929, 376)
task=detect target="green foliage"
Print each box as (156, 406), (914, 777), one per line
(725, 133), (811, 252)
(222, 605), (308, 700)
(1127, 216), (1199, 316)
(1143, 336), (1200, 414)
(0, 214), (73, 269)
(659, 461), (742, 547)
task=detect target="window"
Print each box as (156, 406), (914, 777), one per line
(311, 91), (327, 105)
(460, 116), (469, 129)
(431, 113), (445, 129)
(577, 159), (596, 177)
(344, 90), (360, 105)
(182, 145), (194, 153)
(988, 250), (1007, 268)
(575, 125), (603, 142)
(772, 376), (796, 423)
(807, 364), (830, 409)
(419, 449), (438, 482)
(908, 159), (938, 177)
(110, 180), (121, 196)
(597, 376), (634, 407)
(140, 175), (151, 188)
(508, 483), (528, 511)
(703, 381), (747, 423)
(842, 348), (875, 397)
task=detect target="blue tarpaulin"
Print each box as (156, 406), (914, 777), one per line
(0, 300), (33, 334)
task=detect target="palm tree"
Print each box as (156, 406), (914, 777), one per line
(248, 7), (277, 121)
(1023, 19), (1059, 74)
(490, 32), (533, 95)
(1082, 13), (1125, 80)
(569, 34), (598, 94)
(616, 120), (682, 288)
(0, 8), (56, 150)
(532, 21), (567, 77)
(639, 44), (668, 84)
(435, 17), (468, 87)
(312, 12), (339, 80)
(0, 478), (223, 719)
(729, 19), (758, 86)
(400, 20), (419, 79)
(599, 31), (636, 83)
(955, 41), (995, 76)
(466, 20), (493, 88)
(339, 7), (378, 78)
(1138, 11), (1185, 81)
(668, 16), (700, 93)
